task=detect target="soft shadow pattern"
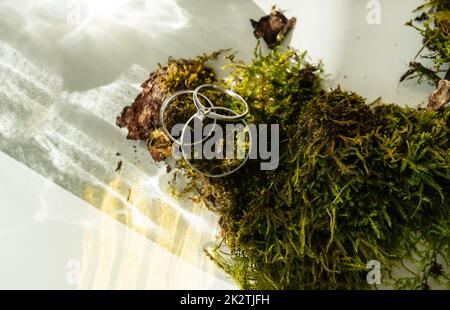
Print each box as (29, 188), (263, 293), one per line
(0, 0), (265, 91)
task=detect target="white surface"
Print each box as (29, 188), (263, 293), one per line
(0, 151), (235, 289)
(0, 0), (433, 289)
(255, 0), (434, 105)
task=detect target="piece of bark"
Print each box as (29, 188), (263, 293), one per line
(250, 7), (297, 49)
(116, 55), (216, 144)
(427, 79), (450, 111)
(116, 71), (164, 141)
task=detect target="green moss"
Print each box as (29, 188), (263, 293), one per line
(119, 14), (450, 289)
(174, 48), (323, 181)
(151, 48), (449, 289)
(402, 0), (450, 84)
(210, 87), (450, 289)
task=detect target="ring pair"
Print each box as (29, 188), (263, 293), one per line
(159, 84), (251, 178)
(160, 84), (249, 145)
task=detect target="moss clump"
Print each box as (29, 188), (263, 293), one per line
(209, 87), (450, 289)
(402, 0), (450, 85)
(118, 46), (450, 289)
(116, 2), (450, 287)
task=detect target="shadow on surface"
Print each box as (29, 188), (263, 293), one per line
(0, 0), (265, 91)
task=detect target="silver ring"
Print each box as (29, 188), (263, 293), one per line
(180, 106), (252, 178)
(193, 84), (249, 121)
(160, 90), (216, 145)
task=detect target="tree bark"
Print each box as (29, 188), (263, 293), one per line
(428, 79), (450, 111)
